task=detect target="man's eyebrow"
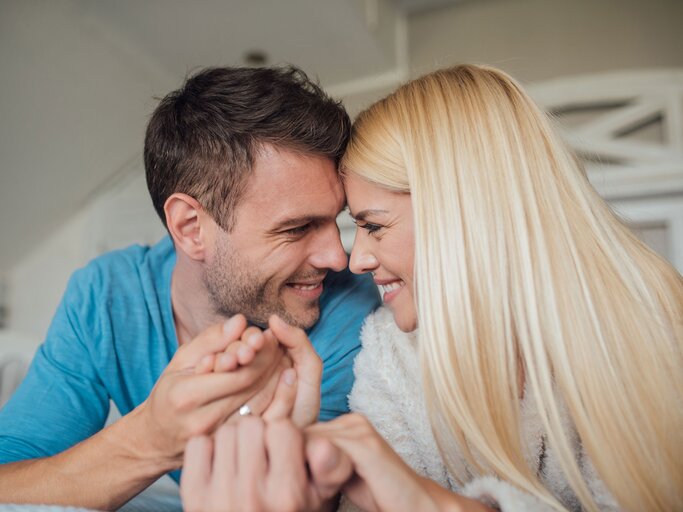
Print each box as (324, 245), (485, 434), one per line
(350, 209), (388, 221)
(269, 215), (333, 231)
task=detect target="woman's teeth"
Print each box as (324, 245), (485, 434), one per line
(381, 281), (404, 293)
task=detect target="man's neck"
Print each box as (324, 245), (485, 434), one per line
(170, 258), (224, 346)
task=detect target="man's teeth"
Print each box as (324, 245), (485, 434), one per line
(291, 283), (319, 291)
(381, 281), (404, 293)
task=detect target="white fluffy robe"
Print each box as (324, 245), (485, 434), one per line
(345, 307), (619, 511)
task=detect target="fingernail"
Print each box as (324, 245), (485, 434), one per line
(223, 316), (237, 334)
(246, 332), (261, 348)
(238, 345), (253, 360)
(263, 329), (276, 343)
(321, 446), (339, 471)
(219, 352), (234, 368)
(283, 368), (296, 386)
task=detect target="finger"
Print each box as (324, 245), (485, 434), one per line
(172, 314), (247, 370)
(265, 420), (308, 503)
(213, 328), (270, 372)
(268, 315), (309, 351)
(241, 327), (266, 351)
(261, 368), (297, 423)
(238, 417), (268, 483)
(186, 392), (255, 437)
(225, 356), (290, 422)
(180, 436), (213, 506)
(194, 354), (216, 374)
(171, 364), (277, 412)
(214, 350), (238, 372)
(247, 330), (266, 351)
(236, 343), (256, 366)
(213, 341), (254, 372)
(306, 436), (353, 500)
(269, 316), (322, 427)
(186, 359), (290, 439)
(211, 423), (237, 486)
(305, 413), (363, 435)
(188, 333), (287, 406)
(268, 315), (322, 377)
(262, 329), (277, 351)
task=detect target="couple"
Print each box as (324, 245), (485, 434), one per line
(1, 64), (681, 511)
(180, 66), (683, 512)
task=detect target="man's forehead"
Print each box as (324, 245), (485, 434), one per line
(234, 148), (345, 229)
(244, 146), (341, 194)
(266, 186), (346, 225)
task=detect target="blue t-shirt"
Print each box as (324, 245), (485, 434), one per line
(0, 237), (379, 481)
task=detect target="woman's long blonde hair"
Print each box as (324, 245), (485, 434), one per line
(342, 65), (683, 511)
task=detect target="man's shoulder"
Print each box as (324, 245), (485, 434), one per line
(69, 236), (174, 294)
(46, 236), (175, 350)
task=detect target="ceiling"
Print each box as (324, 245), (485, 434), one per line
(0, 0), (468, 276)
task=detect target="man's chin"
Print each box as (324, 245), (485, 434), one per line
(278, 302), (320, 330)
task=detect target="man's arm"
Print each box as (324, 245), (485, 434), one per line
(0, 412), (174, 510)
(0, 317), (286, 510)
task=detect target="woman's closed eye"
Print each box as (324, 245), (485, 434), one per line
(353, 219), (383, 234)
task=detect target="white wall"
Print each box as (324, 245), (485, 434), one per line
(5, 0), (683, 345)
(7, 168), (165, 341)
(0, 0), (174, 275)
(409, 0), (683, 82)
(8, 209), (88, 341)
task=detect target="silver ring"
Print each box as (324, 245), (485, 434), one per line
(238, 404), (252, 417)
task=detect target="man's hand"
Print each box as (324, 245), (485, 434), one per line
(181, 417), (341, 512)
(127, 315), (287, 469)
(212, 315), (322, 427)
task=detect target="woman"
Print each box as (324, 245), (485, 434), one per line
(320, 64), (683, 511)
(182, 65), (683, 511)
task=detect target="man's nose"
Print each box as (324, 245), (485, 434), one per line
(309, 222), (348, 272)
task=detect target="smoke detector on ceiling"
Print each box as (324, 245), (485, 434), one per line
(243, 50), (269, 67)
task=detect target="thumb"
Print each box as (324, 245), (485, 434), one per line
(261, 368), (298, 423)
(172, 314), (247, 370)
(268, 315), (320, 367)
(306, 436), (353, 501)
(268, 315), (322, 427)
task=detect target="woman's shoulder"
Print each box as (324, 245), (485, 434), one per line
(354, 307), (419, 386)
(360, 306), (416, 351)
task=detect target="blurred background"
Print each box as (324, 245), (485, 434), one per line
(1, 0), (683, 392)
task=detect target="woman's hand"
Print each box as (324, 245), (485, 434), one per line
(268, 314), (323, 427)
(306, 414), (495, 512)
(180, 417), (345, 512)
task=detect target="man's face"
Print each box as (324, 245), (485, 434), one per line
(203, 144), (347, 329)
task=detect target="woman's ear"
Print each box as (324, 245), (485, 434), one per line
(164, 193), (210, 261)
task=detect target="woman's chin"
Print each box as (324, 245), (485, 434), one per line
(391, 310), (417, 333)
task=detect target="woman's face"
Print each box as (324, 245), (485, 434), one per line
(345, 173), (417, 332)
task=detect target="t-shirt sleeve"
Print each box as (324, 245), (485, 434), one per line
(312, 270), (380, 422)
(0, 267), (110, 464)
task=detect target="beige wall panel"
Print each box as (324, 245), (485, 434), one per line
(409, 0), (683, 82)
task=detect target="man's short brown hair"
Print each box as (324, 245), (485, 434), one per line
(144, 65), (351, 230)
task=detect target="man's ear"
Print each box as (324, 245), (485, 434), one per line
(164, 193), (211, 261)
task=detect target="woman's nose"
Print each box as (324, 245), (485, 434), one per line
(349, 231), (379, 275)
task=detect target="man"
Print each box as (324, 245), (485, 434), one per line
(0, 66), (379, 509)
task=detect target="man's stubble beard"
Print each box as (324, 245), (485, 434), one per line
(203, 235), (320, 329)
